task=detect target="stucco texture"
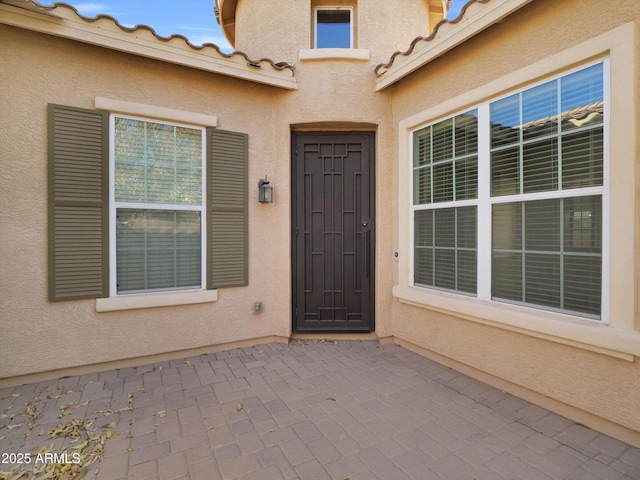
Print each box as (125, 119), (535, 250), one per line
(0, 8), (399, 379)
(0, 25), (292, 379)
(1, 0), (640, 446)
(234, 0), (435, 64)
(388, 0), (640, 442)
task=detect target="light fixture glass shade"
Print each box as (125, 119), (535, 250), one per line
(259, 177), (273, 203)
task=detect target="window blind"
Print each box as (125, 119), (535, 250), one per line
(114, 117), (204, 293)
(413, 110), (479, 294)
(114, 118), (202, 205)
(411, 62), (604, 318)
(489, 63), (604, 316)
(492, 197), (602, 316)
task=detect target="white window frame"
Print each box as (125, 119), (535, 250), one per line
(108, 114), (207, 297)
(411, 109), (480, 296)
(395, 24), (639, 361)
(410, 62), (608, 319)
(314, 6), (353, 49)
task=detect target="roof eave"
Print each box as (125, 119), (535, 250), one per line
(0, 0), (295, 90)
(375, 0), (535, 91)
(216, 0), (237, 47)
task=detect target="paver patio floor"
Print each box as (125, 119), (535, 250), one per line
(1, 341), (638, 480)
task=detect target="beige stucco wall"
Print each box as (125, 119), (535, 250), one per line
(282, 57), (396, 339)
(233, 0), (406, 341)
(387, 0), (640, 444)
(0, 14), (398, 381)
(234, 0), (435, 64)
(0, 25), (294, 380)
(2, 0), (640, 447)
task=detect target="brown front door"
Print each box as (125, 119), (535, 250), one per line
(292, 132), (375, 333)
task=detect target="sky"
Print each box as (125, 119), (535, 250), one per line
(43, 0), (468, 52)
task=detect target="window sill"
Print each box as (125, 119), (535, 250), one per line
(299, 48), (370, 62)
(96, 289), (217, 312)
(392, 285), (640, 361)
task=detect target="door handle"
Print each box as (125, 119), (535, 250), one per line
(364, 230), (370, 278)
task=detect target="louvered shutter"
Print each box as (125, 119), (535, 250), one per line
(207, 128), (248, 288)
(48, 104), (109, 301)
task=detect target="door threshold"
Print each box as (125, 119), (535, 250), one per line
(291, 332), (379, 342)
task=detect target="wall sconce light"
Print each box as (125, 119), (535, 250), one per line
(258, 175), (273, 203)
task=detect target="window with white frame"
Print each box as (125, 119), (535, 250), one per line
(315, 7), (353, 48)
(48, 101), (248, 305)
(112, 116), (205, 294)
(411, 62), (605, 319)
(413, 110), (479, 294)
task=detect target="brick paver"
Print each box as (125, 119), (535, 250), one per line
(0, 341), (638, 479)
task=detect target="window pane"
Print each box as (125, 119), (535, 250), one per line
(414, 210), (433, 247)
(116, 209), (146, 292)
(457, 206), (477, 294)
(116, 209), (201, 293)
(413, 127), (431, 166)
(414, 210), (433, 286)
(434, 249), (456, 290)
(562, 128), (603, 189)
(564, 256), (601, 316)
(455, 156), (478, 200)
(492, 203), (523, 302)
(414, 246), (434, 287)
(414, 207), (477, 294)
(561, 63), (603, 128)
(146, 163), (175, 203)
(146, 210), (177, 290)
(413, 166), (431, 205)
(432, 162), (453, 203)
(525, 199), (559, 251)
(563, 195), (602, 316)
(413, 112), (477, 205)
(457, 206), (477, 249)
(176, 211), (203, 287)
(492, 252), (522, 301)
(115, 118), (202, 205)
(435, 209), (455, 247)
(493, 202), (522, 251)
(491, 94), (520, 147)
(564, 196), (602, 253)
(491, 147), (519, 196)
(316, 9), (351, 48)
(413, 126), (431, 205)
(522, 138), (558, 193)
(492, 197), (601, 316)
(490, 63), (603, 200)
(432, 119), (453, 162)
(114, 118), (146, 202)
(524, 253), (560, 308)
(522, 80), (557, 140)
(146, 121), (174, 168)
(454, 111), (478, 157)
(457, 250), (477, 294)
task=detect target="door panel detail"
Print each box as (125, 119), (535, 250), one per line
(292, 132), (375, 332)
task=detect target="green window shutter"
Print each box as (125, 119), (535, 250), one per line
(48, 104), (109, 301)
(207, 128), (248, 288)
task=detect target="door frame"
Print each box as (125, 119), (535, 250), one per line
(291, 131), (376, 333)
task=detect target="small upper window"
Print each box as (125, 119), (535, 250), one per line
(315, 7), (352, 48)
